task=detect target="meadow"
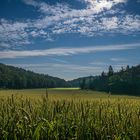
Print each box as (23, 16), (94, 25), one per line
(0, 88), (139, 140)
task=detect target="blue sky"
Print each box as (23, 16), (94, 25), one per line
(0, 0), (140, 80)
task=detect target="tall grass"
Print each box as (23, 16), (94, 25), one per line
(0, 92), (140, 140)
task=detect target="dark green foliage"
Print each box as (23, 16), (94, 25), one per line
(108, 65), (114, 77)
(80, 78), (86, 89)
(108, 65), (140, 95)
(70, 65), (140, 96)
(0, 63), (140, 95)
(0, 63), (69, 89)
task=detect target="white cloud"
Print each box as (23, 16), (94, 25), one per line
(0, 42), (10, 49)
(49, 58), (68, 63)
(10, 63), (104, 78)
(49, 63), (101, 72)
(31, 0), (139, 37)
(90, 62), (107, 66)
(80, 0), (127, 9)
(0, 19), (30, 47)
(111, 58), (127, 62)
(0, 0), (140, 48)
(102, 17), (118, 30)
(0, 43), (139, 59)
(22, 0), (38, 7)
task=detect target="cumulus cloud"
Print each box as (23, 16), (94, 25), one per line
(0, 0), (140, 48)
(23, 0), (140, 36)
(0, 19), (30, 47)
(0, 43), (139, 59)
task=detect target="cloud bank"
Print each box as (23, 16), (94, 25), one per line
(0, 0), (140, 48)
(0, 43), (139, 59)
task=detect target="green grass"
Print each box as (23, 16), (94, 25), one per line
(0, 88), (140, 140)
(48, 87), (80, 90)
(0, 88), (139, 100)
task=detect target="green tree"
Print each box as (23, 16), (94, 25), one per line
(108, 65), (114, 77)
(80, 78), (86, 89)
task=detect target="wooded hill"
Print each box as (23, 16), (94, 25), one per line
(69, 65), (140, 96)
(0, 63), (69, 89)
(0, 63), (140, 96)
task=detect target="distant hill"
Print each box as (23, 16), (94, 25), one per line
(0, 63), (140, 95)
(0, 63), (69, 89)
(69, 65), (140, 96)
(68, 76), (97, 87)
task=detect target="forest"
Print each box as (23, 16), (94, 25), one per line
(0, 63), (69, 89)
(0, 63), (140, 96)
(70, 65), (140, 96)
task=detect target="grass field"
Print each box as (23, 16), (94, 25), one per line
(0, 88), (140, 140)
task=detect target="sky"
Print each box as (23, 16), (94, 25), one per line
(0, 0), (140, 80)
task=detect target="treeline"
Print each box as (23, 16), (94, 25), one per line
(0, 63), (140, 95)
(70, 65), (140, 96)
(0, 63), (69, 89)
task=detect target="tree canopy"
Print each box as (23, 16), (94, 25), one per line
(0, 63), (69, 89)
(70, 65), (140, 96)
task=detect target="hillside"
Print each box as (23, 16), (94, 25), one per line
(68, 76), (97, 87)
(0, 63), (69, 89)
(69, 65), (140, 96)
(0, 63), (140, 95)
